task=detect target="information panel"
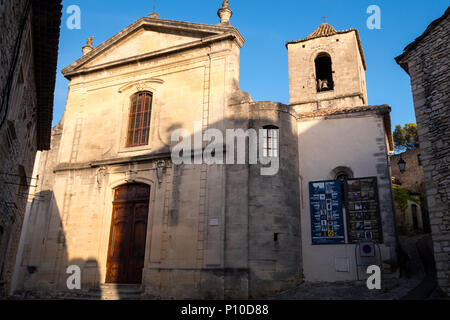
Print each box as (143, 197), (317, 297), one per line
(309, 180), (345, 245)
(344, 177), (383, 243)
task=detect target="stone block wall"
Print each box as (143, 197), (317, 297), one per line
(396, 9), (449, 295)
(287, 30), (367, 109)
(225, 97), (302, 298)
(391, 149), (430, 233)
(0, 0), (38, 296)
(391, 149), (425, 195)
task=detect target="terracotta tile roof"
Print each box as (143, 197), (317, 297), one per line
(286, 23), (367, 70)
(304, 23), (338, 40)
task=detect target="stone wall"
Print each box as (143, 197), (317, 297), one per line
(391, 149), (425, 195)
(391, 149), (430, 233)
(396, 8), (449, 296)
(297, 110), (398, 281)
(225, 98), (302, 298)
(0, 0), (38, 296)
(287, 30), (367, 111)
(0, 0), (61, 297)
(13, 15), (304, 299)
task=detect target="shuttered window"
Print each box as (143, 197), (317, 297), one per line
(127, 92), (152, 147)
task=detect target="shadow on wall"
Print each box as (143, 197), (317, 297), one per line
(13, 190), (101, 299)
(16, 93), (302, 299)
(14, 83), (397, 299)
(144, 90), (303, 299)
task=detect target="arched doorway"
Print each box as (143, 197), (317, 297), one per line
(106, 183), (150, 284)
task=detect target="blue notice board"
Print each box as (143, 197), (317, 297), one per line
(309, 180), (345, 245)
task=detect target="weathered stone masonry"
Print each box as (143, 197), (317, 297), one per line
(396, 7), (450, 296)
(13, 3), (397, 299)
(0, 0), (61, 296)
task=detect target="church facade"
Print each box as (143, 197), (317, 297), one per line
(13, 2), (398, 299)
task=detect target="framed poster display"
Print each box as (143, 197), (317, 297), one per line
(309, 180), (345, 245)
(344, 177), (383, 243)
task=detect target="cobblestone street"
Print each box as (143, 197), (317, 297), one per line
(267, 234), (447, 300)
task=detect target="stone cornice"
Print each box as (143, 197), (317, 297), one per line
(296, 104), (391, 120)
(289, 92), (365, 106)
(117, 78), (164, 93)
(53, 151), (172, 173)
(62, 17), (245, 79)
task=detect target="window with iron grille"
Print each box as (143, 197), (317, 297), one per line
(262, 125), (279, 157)
(127, 92), (152, 147)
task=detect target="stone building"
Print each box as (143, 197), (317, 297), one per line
(0, 0), (62, 296)
(13, 2), (397, 299)
(391, 148), (430, 234)
(395, 7), (450, 296)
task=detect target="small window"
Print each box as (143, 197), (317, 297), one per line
(315, 53), (334, 92)
(417, 154), (422, 166)
(332, 166), (354, 203)
(262, 125), (279, 157)
(18, 65), (24, 84)
(411, 204), (419, 230)
(336, 173), (349, 182)
(18, 165), (28, 192)
(127, 92), (153, 147)
(7, 120), (17, 140)
(332, 166), (354, 181)
(274, 233), (279, 242)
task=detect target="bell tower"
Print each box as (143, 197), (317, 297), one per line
(286, 23), (368, 112)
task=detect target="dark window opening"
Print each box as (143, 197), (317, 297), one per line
(336, 174), (348, 202)
(417, 154), (422, 166)
(412, 204), (419, 231)
(18, 65), (24, 84)
(315, 53), (334, 92)
(127, 92), (153, 147)
(7, 120), (17, 140)
(18, 165), (28, 192)
(262, 125), (279, 157)
(334, 167), (354, 203)
(274, 233), (279, 242)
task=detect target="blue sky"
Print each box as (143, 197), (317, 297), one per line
(53, 0), (449, 128)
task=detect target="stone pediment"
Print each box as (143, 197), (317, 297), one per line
(62, 16), (245, 79)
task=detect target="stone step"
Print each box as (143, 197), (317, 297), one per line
(90, 292), (143, 300)
(99, 283), (142, 290)
(97, 289), (143, 295)
(88, 284), (144, 298)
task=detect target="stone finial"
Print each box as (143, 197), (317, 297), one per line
(217, 0), (232, 25)
(148, 12), (159, 19)
(82, 36), (94, 55)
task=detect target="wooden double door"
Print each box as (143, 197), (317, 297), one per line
(106, 184), (150, 284)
